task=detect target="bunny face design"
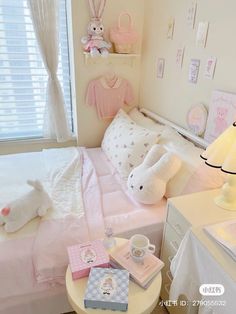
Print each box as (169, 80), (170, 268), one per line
(127, 167), (166, 205)
(88, 20), (104, 36)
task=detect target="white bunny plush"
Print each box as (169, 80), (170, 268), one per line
(0, 180), (52, 233)
(127, 145), (182, 205)
(81, 0), (111, 57)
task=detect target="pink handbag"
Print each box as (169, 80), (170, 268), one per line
(110, 12), (138, 53)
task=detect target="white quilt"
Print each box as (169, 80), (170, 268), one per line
(42, 147), (84, 219)
(0, 146), (85, 253)
(0, 147), (84, 223)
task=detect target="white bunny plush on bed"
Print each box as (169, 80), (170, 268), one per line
(81, 0), (111, 57)
(0, 180), (52, 233)
(127, 145), (182, 205)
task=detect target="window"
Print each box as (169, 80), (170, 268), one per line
(0, 0), (73, 141)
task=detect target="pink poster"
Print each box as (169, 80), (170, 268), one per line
(204, 90), (236, 143)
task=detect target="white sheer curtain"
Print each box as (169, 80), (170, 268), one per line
(27, 0), (72, 142)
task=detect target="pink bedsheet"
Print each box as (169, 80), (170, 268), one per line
(0, 147), (166, 311)
(86, 148), (167, 235)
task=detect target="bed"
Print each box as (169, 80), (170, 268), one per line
(0, 107), (224, 314)
(0, 147), (166, 314)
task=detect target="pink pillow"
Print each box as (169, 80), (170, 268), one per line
(182, 161), (226, 195)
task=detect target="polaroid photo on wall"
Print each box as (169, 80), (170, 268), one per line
(176, 47), (185, 68)
(196, 22), (209, 48)
(188, 59), (200, 84)
(167, 17), (175, 39)
(204, 57), (217, 80)
(157, 58), (165, 78)
(187, 1), (197, 29)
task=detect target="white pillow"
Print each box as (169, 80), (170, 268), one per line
(153, 126), (200, 197)
(159, 126), (224, 197)
(128, 108), (165, 133)
(101, 109), (160, 178)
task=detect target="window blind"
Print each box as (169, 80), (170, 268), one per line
(0, 0), (73, 141)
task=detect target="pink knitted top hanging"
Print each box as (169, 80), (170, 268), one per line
(86, 76), (134, 119)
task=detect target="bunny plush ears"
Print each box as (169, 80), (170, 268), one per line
(88, 0), (106, 21)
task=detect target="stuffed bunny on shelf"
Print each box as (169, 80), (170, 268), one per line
(81, 0), (111, 57)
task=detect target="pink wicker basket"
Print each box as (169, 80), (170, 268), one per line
(110, 12), (138, 54)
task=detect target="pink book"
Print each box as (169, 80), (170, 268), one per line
(110, 242), (164, 285)
(67, 240), (110, 280)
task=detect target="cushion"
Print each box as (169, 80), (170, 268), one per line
(182, 163), (226, 195)
(128, 108), (165, 133)
(126, 111), (225, 196)
(158, 126), (225, 197)
(101, 109), (160, 179)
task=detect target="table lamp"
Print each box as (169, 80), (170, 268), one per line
(201, 122), (236, 211)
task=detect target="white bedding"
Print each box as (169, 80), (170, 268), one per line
(0, 151), (47, 208)
(0, 147), (86, 314)
(0, 147), (84, 241)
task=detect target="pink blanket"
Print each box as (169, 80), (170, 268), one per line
(86, 148), (166, 235)
(32, 147), (166, 285)
(0, 147), (166, 306)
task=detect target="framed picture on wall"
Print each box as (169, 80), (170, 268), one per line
(157, 58), (165, 78)
(188, 59), (200, 84)
(204, 90), (236, 143)
(196, 22), (209, 48)
(187, 1), (197, 29)
(176, 47), (185, 68)
(167, 17), (175, 39)
(187, 103), (208, 136)
(204, 56), (217, 80)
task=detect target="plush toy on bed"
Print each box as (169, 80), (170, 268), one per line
(127, 145), (182, 204)
(0, 180), (52, 233)
(81, 0), (111, 57)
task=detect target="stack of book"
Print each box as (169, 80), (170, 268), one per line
(204, 219), (236, 261)
(110, 242), (164, 289)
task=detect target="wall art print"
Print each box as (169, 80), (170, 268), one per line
(204, 90), (236, 143)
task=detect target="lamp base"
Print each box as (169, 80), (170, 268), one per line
(214, 175), (236, 211)
(214, 196), (236, 211)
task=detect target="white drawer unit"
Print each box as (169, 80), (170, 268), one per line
(167, 203), (190, 239)
(160, 201), (191, 314)
(160, 189), (236, 313)
(161, 223), (182, 267)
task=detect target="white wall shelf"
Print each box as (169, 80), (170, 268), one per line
(83, 52), (140, 66)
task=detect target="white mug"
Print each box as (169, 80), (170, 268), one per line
(130, 234), (155, 263)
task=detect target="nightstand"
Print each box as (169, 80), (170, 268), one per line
(66, 238), (162, 314)
(160, 189), (236, 313)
